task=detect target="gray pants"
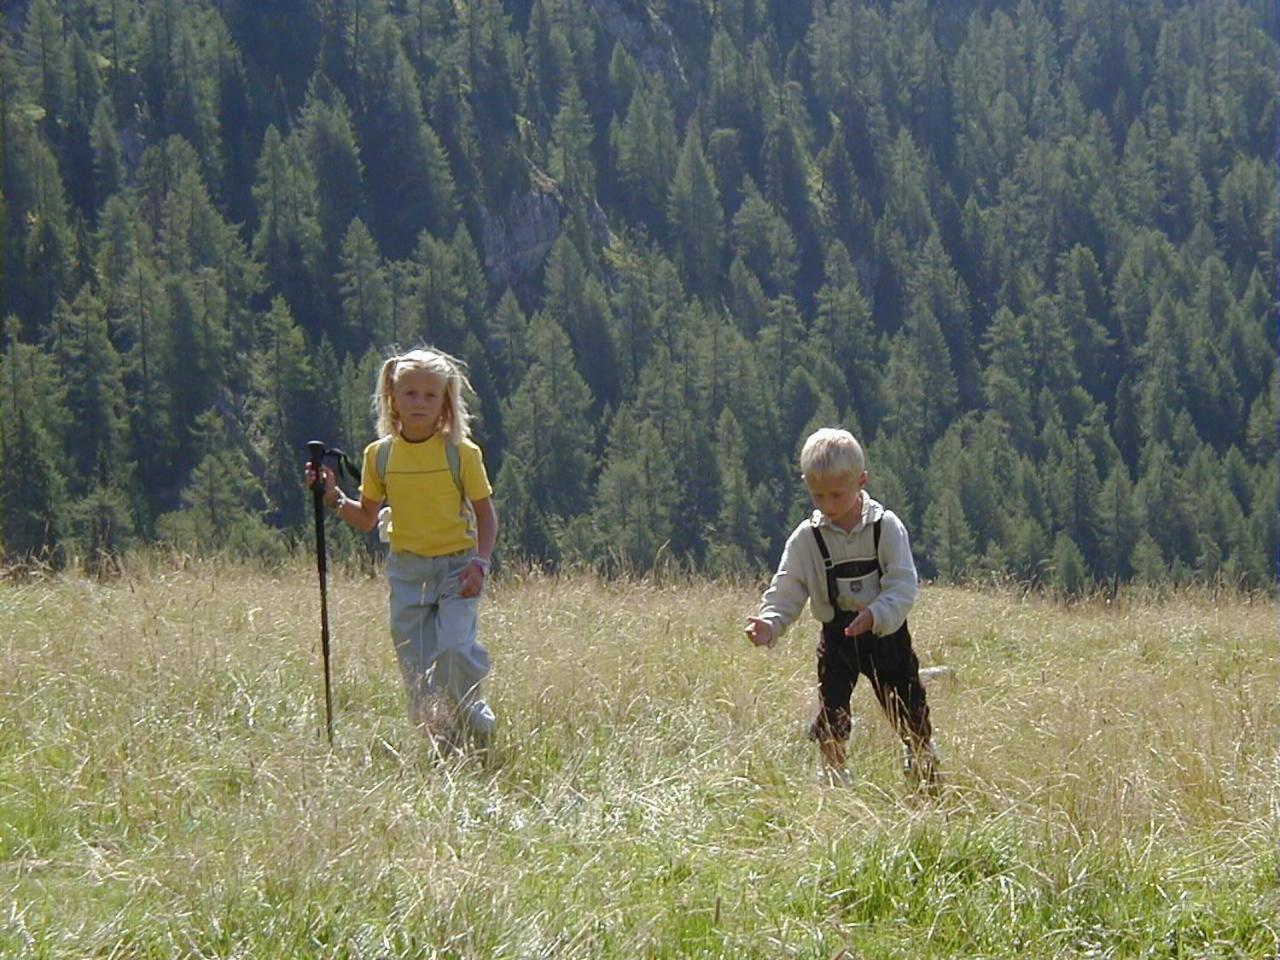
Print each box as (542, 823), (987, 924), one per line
(386, 550), (495, 739)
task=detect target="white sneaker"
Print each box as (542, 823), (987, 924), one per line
(816, 764), (852, 787)
(902, 739), (940, 786)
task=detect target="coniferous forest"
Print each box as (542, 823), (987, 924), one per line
(0, 0), (1275, 590)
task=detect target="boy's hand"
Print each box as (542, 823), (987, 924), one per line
(745, 617), (774, 647)
(842, 609), (873, 637)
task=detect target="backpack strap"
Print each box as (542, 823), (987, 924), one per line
(375, 435), (394, 487)
(444, 440), (463, 499)
(873, 517), (882, 574)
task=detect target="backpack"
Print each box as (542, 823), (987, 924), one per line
(373, 435), (471, 543)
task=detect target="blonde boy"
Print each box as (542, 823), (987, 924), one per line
(746, 428), (937, 784)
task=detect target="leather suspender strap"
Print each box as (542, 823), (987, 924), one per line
(810, 521), (837, 609)
(810, 517), (884, 610)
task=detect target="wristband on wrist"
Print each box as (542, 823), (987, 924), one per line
(326, 491), (345, 512)
(469, 556), (491, 573)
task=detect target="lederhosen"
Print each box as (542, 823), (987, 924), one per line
(809, 518), (932, 747)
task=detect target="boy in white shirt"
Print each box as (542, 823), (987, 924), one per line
(746, 428), (938, 785)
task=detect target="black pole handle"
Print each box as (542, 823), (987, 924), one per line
(307, 440), (326, 489)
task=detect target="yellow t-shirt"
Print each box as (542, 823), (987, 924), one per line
(359, 434), (493, 557)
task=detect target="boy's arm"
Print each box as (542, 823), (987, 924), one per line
(867, 513), (918, 635)
(751, 530), (812, 644)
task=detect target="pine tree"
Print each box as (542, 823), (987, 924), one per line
(613, 77), (678, 228)
(1050, 532), (1091, 598)
(591, 406), (678, 572)
(923, 488), (974, 581)
(489, 288), (529, 384)
(251, 124), (323, 323)
(1096, 463), (1138, 588)
(1134, 440), (1195, 576)
(667, 120), (724, 298)
(301, 87), (365, 323)
(548, 77), (595, 200)
(411, 230), (464, 351)
(49, 289), (131, 494)
(48, 289), (136, 568)
(492, 450), (560, 567)
(1049, 435), (1102, 568)
(500, 313), (595, 523)
(337, 217), (390, 349)
(707, 406), (764, 572)
(729, 177), (797, 297)
(6, 131), (73, 333)
(89, 99), (123, 216)
(813, 241), (876, 417)
(354, 17), (456, 258)
(0, 317), (69, 564)
(247, 296), (315, 529)
(158, 410), (277, 557)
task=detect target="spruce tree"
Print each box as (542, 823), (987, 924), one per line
(337, 217), (391, 349)
(0, 318), (69, 564)
(591, 407), (678, 572)
(923, 488), (974, 582)
(667, 120), (724, 299)
(500, 313), (595, 522)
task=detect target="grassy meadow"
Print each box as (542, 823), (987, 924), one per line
(1, 557), (1275, 958)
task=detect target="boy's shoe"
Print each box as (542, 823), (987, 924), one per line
(902, 739), (940, 787)
(816, 738), (851, 786)
(816, 764), (852, 787)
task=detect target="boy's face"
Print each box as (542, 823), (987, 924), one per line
(805, 471), (867, 530)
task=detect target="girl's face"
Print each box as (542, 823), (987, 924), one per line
(391, 366), (448, 440)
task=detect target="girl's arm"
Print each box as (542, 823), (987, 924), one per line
(308, 464), (381, 533)
(458, 497), (498, 599)
(328, 490), (381, 534)
(471, 496), (497, 563)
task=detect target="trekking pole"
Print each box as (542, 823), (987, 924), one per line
(307, 439), (335, 747)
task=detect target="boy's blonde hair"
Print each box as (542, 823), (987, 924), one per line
(800, 427), (865, 481)
(373, 347), (474, 442)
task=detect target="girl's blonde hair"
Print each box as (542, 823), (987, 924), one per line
(800, 427), (865, 481)
(372, 347), (474, 442)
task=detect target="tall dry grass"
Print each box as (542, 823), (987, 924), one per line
(1, 557), (1274, 958)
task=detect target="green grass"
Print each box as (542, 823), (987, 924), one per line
(1, 560), (1275, 958)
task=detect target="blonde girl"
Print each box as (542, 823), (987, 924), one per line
(307, 347), (498, 752)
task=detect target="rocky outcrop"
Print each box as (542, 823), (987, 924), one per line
(587, 0), (688, 96)
(480, 171), (614, 293)
(481, 177), (564, 294)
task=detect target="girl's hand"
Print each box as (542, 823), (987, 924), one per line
(458, 559), (487, 598)
(304, 463), (338, 503)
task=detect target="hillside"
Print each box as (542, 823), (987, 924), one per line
(0, 0), (1276, 590)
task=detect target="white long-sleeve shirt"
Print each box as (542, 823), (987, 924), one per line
(756, 495), (918, 642)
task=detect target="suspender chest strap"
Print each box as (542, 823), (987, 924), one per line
(810, 518), (882, 610)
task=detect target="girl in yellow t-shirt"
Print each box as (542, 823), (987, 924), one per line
(307, 348), (497, 755)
